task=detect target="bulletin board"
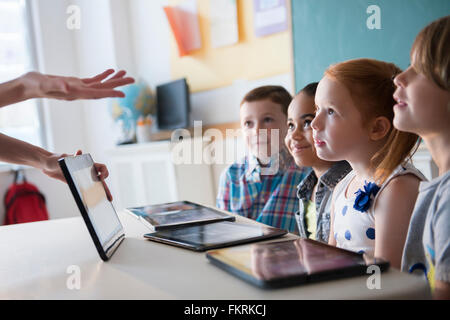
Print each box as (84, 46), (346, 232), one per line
(290, 0), (450, 93)
(167, 0), (292, 93)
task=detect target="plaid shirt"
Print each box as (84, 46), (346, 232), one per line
(216, 148), (309, 233)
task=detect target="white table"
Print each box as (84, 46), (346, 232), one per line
(0, 211), (430, 299)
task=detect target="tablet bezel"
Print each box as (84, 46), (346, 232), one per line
(143, 221), (287, 251)
(206, 238), (390, 289)
(59, 154), (125, 261)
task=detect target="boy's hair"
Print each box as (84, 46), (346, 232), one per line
(325, 58), (420, 184)
(411, 15), (450, 91)
(240, 85), (292, 115)
(299, 82), (319, 97)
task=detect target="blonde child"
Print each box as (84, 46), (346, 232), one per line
(311, 58), (426, 269)
(393, 16), (450, 299)
(216, 86), (308, 233)
(285, 82), (351, 242)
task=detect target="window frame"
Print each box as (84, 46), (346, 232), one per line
(24, 0), (47, 150)
(0, 0), (47, 170)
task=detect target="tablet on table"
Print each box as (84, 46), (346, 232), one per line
(144, 221), (287, 252)
(206, 238), (390, 288)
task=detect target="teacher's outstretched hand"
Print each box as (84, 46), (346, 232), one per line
(0, 69), (135, 108)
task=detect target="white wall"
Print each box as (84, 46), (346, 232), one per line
(31, 0), (86, 152)
(128, 0), (171, 86)
(72, 0), (121, 162)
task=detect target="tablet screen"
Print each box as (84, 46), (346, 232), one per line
(207, 238), (377, 281)
(71, 166), (122, 247)
(60, 154), (124, 259)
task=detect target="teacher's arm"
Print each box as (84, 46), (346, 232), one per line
(0, 133), (112, 201)
(0, 69), (134, 108)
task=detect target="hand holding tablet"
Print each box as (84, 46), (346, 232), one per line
(49, 150), (112, 201)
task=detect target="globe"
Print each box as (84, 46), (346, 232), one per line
(109, 82), (155, 143)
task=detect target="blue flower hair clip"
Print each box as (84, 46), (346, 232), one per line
(353, 181), (381, 213)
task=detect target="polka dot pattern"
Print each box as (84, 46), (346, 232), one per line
(366, 228), (375, 240)
(342, 205), (348, 216)
(332, 163), (422, 258)
(345, 230), (352, 241)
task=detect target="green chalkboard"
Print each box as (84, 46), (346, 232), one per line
(291, 0), (450, 92)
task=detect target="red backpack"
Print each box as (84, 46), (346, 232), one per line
(3, 170), (49, 225)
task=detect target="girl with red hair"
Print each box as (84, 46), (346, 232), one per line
(312, 58), (426, 269)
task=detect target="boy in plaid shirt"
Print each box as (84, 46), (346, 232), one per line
(216, 86), (309, 233)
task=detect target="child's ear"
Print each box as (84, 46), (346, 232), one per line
(369, 116), (391, 141)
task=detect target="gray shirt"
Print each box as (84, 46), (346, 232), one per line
(401, 170), (450, 289)
(295, 161), (352, 243)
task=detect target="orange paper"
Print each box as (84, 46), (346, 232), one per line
(163, 1), (202, 57)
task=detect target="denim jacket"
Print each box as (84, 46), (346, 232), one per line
(295, 161), (352, 243)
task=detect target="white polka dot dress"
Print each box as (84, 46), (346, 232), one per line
(332, 163), (426, 256)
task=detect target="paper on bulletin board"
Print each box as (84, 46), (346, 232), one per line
(168, 0), (291, 92)
(209, 0), (239, 48)
(164, 0), (202, 56)
(253, 0), (288, 37)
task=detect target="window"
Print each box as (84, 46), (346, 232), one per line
(0, 0), (44, 148)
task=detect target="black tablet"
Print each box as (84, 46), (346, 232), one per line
(127, 201), (235, 230)
(206, 238), (390, 289)
(59, 154), (125, 261)
(143, 221), (287, 251)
